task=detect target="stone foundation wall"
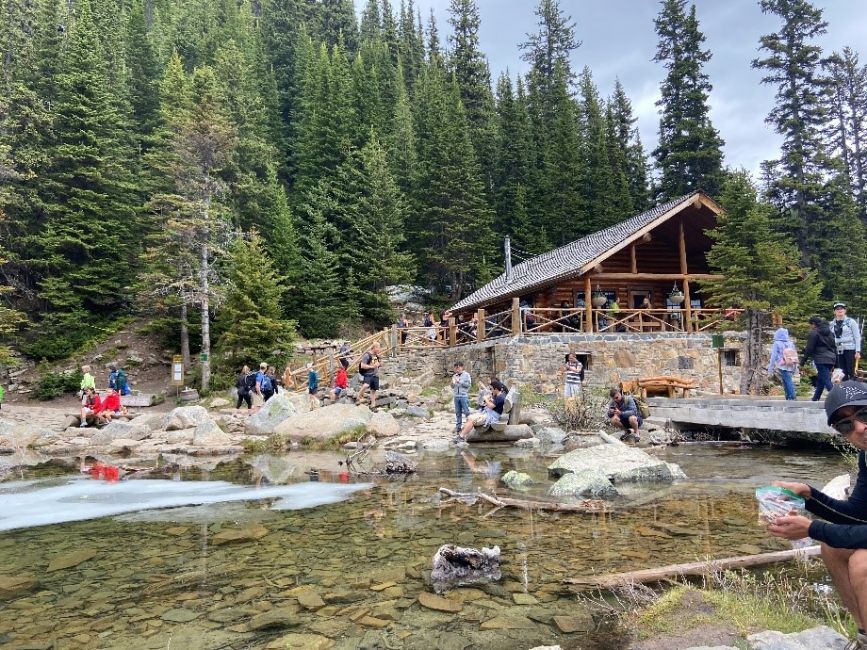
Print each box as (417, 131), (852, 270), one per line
(435, 332), (747, 396)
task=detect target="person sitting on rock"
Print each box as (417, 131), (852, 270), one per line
(454, 380), (507, 444)
(95, 387), (127, 424)
(606, 387), (642, 442)
(79, 387), (102, 428)
(330, 365), (348, 402)
(768, 381), (867, 650)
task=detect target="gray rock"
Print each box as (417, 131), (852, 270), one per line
(420, 439), (451, 452)
(192, 420), (233, 448)
(514, 437), (541, 448)
(368, 411), (400, 437)
(682, 647), (738, 650)
(245, 393), (298, 435)
(549, 469), (617, 498)
(405, 405), (430, 418)
(164, 406), (210, 431)
(273, 403), (373, 442)
(746, 625), (848, 650)
(548, 440), (686, 484)
(0, 420), (48, 452)
(89, 421), (151, 446)
(535, 426), (567, 445)
(501, 470), (534, 490)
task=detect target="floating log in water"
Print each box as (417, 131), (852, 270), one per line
(564, 545), (821, 589)
(438, 487), (608, 513)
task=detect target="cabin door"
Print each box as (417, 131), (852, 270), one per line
(629, 287), (654, 309)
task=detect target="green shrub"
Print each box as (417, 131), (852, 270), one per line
(33, 369), (83, 401)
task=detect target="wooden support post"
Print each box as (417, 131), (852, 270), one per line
(511, 297), (521, 335)
(391, 324), (399, 350)
(630, 245), (637, 274)
(584, 275), (593, 332)
(679, 221), (691, 332)
(448, 317), (457, 347)
(477, 309), (486, 342)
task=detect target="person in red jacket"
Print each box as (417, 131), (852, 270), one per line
(79, 388), (102, 428)
(95, 388), (127, 424)
(330, 366), (349, 402)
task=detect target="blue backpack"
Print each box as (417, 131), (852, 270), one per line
(260, 373), (273, 392)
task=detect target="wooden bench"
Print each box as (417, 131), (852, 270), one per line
(623, 377), (698, 399)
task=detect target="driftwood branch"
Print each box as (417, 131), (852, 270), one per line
(438, 487), (608, 513)
(564, 545), (821, 589)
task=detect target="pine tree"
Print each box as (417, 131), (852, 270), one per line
(318, 0), (358, 53)
(144, 65), (236, 390)
(387, 62), (417, 198)
(753, 0), (834, 264)
(35, 0), (141, 358)
(610, 79), (651, 211)
(704, 172), (822, 393)
(577, 67), (617, 230)
(826, 47), (867, 219)
(519, 0), (580, 96)
(653, 0), (724, 201)
(125, 0), (161, 153)
(216, 230), (296, 369)
(447, 0), (496, 175)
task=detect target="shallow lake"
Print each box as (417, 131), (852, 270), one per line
(0, 444), (848, 649)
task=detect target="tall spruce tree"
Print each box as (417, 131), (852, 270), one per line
(577, 67), (617, 230)
(610, 79), (651, 212)
(704, 172), (821, 394)
(653, 0), (724, 201)
(826, 47), (867, 219)
(35, 0), (140, 358)
(519, 0), (579, 96)
(753, 0), (835, 265)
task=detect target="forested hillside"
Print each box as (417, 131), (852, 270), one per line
(1, 0), (866, 376)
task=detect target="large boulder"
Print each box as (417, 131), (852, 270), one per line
(548, 439), (686, 484)
(89, 421), (152, 446)
(549, 469), (617, 498)
(245, 394), (299, 436)
(368, 412), (400, 438)
(746, 625), (848, 650)
(192, 420), (233, 448)
(0, 420), (45, 452)
(164, 406), (210, 431)
(274, 403), (373, 442)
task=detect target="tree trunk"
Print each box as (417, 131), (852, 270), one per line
(740, 308), (766, 395)
(180, 302), (191, 369)
(200, 239), (210, 392)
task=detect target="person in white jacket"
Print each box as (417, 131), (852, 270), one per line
(832, 302), (862, 381)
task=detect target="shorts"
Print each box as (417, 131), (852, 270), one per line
(362, 375), (380, 391)
(616, 413), (642, 429)
(564, 382), (582, 398)
(469, 410), (499, 428)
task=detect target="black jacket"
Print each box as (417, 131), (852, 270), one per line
(801, 323), (837, 366)
(807, 451), (867, 548)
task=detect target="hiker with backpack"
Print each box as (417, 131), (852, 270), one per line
(832, 302), (862, 381)
(109, 365), (130, 396)
(606, 387), (642, 442)
(256, 362), (275, 403)
(801, 316), (837, 401)
(236, 365), (254, 410)
(767, 327), (799, 400)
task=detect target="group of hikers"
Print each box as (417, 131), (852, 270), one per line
(78, 364), (130, 426)
(767, 302), (862, 401)
(233, 341), (385, 411)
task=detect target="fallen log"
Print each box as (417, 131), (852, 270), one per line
(564, 545), (821, 589)
(438, 487), (608, 513)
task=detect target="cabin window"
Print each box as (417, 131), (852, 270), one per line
(722, 349), (739, 366)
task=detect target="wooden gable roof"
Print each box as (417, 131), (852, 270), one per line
(451, 191), (721, 312)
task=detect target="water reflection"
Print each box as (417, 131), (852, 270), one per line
(0, 445), (848, 650)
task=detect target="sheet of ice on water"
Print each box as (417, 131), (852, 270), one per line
(0, 477), (372, 531)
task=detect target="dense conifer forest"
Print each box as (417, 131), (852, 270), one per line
(1, 0), (865, 380)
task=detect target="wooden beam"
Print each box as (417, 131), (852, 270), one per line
(684, 277), (693, 333)
(448, 317), (457, 346)
(564, 546), (820, 589)
(584, 275), (593, 332)
(477, 308), (486, 342)
(630, 245), (637, 274)
(588, 273), (723, 281)
(678, 220), (688, 275)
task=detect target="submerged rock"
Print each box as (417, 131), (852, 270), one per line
(535, 426), (568, 445)
(46, 548), (98, 572)
(417, 591), (462, 613)
(0, 575), (37, 600)
(549, 469), (617, 498)
(430, 544), (502, 594)
(212, 524), (269, 545)
(501, 470), (534, 490)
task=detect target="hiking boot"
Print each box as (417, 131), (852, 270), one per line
(452, 435), (467, 446)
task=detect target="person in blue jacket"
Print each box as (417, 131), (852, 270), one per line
(769, 381), (867, 649)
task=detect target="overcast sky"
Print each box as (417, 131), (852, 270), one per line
(413, 0), (867, 176)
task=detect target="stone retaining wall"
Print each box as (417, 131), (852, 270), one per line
(434, 332), (747, 395)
